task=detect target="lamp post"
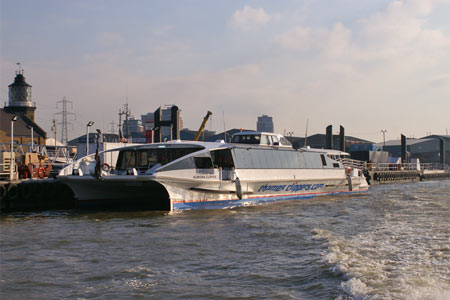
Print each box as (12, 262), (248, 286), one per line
(86, 121), (94, 155)
(381, 130), (387, 150)
(10, 116), (18, 181)
(26, 125), (34, 152)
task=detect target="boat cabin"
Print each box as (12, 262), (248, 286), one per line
(231, 132), (292, 148)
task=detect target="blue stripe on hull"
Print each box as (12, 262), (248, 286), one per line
(173, 189), (368, 210)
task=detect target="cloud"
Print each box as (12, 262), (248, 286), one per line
(276, 27), (313, 51)
(151, 25), (175, 36)
(270, 0), (450, 139)
(229, 5), (278, 31)
(427, 73), (450, 89)
(277, 0), (449, 64)
(275, 22), (353, 58)
(62, 17), (84, 25)
(97, 32), (124, 46)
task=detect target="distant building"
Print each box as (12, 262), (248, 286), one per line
(180, 128), (216, 141)
(287, 134), (373, 150)
(153, 105), (181, 142)
(0, 69), (46, 146)
(122, 116), (143, 138)
(141, 112), (154, 131)
(379, 136), (449, 164)
(257, 115), (274, 133)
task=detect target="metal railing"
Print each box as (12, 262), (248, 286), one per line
(366, 163), (419, 171)
(365, 162), (449, 172)
(336, 158), (366, 170)
(420, 163), (450, 171)
(0, 143), (77, 165)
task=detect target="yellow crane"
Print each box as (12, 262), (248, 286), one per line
(194, 111), (212, 141)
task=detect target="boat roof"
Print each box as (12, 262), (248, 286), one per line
(99, 140), (350, 156)
(232, 131), (281, 136)
(299, 146), (350, 156)
(101, 140), (230, 153)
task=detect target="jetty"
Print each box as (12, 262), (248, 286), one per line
(365, 162), (450, 184)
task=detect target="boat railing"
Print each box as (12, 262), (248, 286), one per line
(420, 163), (450, 172)
(59, 153), (97, 176)
(336, 158), (366, 170)
(58, 147), (121, 177)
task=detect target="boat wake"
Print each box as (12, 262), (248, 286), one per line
(312, 218), (450, 300)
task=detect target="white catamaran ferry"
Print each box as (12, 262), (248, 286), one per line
(58, 132), (369, 210)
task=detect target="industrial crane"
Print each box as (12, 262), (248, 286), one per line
(194, 111), (212, 141)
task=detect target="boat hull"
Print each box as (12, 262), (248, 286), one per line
(164, 177), (368, 210)
(59, 175), (368, 211)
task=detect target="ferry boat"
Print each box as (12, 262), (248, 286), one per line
(58, 132), (369, 210)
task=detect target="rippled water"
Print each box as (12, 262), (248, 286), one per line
(1, 180), (449, 299)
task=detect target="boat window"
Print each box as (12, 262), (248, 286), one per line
(211, 149), (235, 168)
(272, 135), (280, 145)
(231, 134), (261, 144)
(320, 154), (327, 166)
(116, 147), (203, 170)
(118, 150), (137, 170)
(260, 135), (271, 146)
(232, 148), (325, 169)
(194, 157), (213, 169)
(279, 136), (291, 146)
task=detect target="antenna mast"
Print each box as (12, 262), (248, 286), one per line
(124, 101), (130, 140)
(118, 102), (130, 141)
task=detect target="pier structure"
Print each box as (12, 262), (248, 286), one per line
(365, 162), (450, 184)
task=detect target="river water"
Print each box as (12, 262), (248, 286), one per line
(1, 180), (449, 299)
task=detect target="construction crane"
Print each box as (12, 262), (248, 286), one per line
(194, 111), (212, 141)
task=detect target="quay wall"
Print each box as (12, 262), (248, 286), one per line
(0, 179), (75, 213)
(367, 170), (450, 184)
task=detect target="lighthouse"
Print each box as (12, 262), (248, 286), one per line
(4, 66), (36, 121)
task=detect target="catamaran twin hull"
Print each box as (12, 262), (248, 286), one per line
(60, 170), (368, 211)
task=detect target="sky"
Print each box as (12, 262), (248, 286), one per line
(1, 0), (449, 143)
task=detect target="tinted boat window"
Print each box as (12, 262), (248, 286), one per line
(194, 157), (213, 169)
(231, 134), (261, 144)
(232, 148), (326, 169)
(116, 147), (203, 170)
(211, 149), (235, 168)
(118, 150), (137, 170)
